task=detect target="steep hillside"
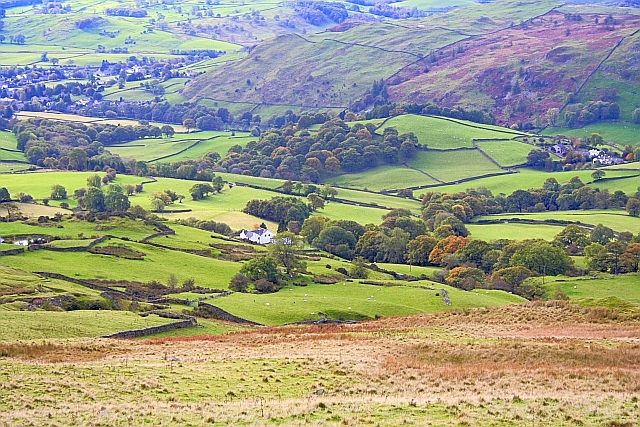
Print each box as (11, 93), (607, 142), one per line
(182, 0), (640, 130)
(182, 33), (420, 109)
(388, 10), (640, 127)
(181, 0), (561, 111)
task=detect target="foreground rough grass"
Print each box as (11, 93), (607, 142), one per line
(1, 302), (639, 426)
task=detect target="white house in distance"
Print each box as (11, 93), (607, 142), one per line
(239, 227), (274, 244)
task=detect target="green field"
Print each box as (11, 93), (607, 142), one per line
(473, 209), (640, 234)
(0, 239), (242, 288)
(433, 168), (640, 195)
(0, 132), (26, 162)
(330, 165), (438, 191)
(0, 311), (175, 340)
(0, 216), (160, 241)
(0, 171), (404, 227)
(0, 172), (145, 203)
(393, 0), (476, 10)
(466, 222), (566, 241)
(544, 122), (640, 147)
(156, 136), (256, 163)
(377, 115), (521, 150)
(407, 150), (505, 182)
(0, 162), (32, 173)
(213, 280), (525, 325)
(475, 140), (534, 167)
(108, 132), (253, 162)
(544, 274), (640, 304)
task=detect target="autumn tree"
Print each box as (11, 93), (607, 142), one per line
(627, 198), (640, 217)
(446, 267), (486, 290)
(405, 235), (438, 266)
(307, 193), (325, 211)
(429, 235), (470, 265)
(621, 243), (640, 272)
(183, 118), (196, 133)
(161, 125), (175, 138)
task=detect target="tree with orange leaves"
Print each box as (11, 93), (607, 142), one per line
(428, 235), (470, 265)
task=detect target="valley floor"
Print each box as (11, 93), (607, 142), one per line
(1, 302), (639, 426)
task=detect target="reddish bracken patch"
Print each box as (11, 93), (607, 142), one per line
(386, 10), (640, 126)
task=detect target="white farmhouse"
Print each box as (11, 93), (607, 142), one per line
(239, 228), (274, 244)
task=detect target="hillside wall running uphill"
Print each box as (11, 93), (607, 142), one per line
(197, 302), (262, 325)
(101, 317), (199, 338)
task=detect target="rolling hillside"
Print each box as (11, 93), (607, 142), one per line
(182, 0), (640, 133)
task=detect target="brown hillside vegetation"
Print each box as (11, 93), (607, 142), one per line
(388, 10), (640, 126)
(2, 302), (640, 426)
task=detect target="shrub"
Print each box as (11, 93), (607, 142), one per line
(254, 278), (276, 293)
(229, 273), (250, 292)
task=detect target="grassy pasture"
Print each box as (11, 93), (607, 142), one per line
(472, 209), (640, 234)
(392, 0), (476, 10)
(209, 173), (424, 214)
(0, 311), (175, 340)
(0, 216), (160, 241)
(375, 263), (442, 277)
(0, 171), (145, 203)
(433, 168), (640, 195)
(0, 202), (71, 218)
(15, 111), (188, 132)
(0, 162), (31, 173)
(134, 177), (394, 225)
(544, 273), (640, 304)
(0, 265), (44, 293)
(212, 280), (524, 325)
(1, 171), (396, 226)
(318, 201), (392, 225)
(216, 173), (286, 189)
(333, 188), (423, 214)
(544, 122), (640, 147)
(330, 166), (438, 191)
(0, 239), (242, 288)
(1, 11), (242, 54)
(377, 115), (520, 150)
(407, 150), (504, 182)
(466, 222), (565, 242)
(0, 132), (26, 162)
(154, 135), (256, 163)
(475, 140), (534, 166)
